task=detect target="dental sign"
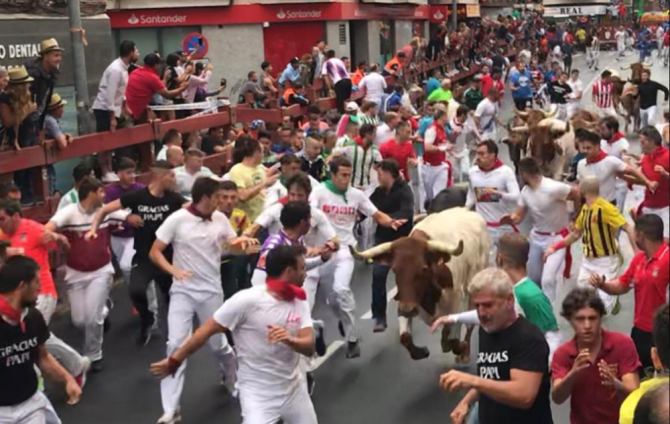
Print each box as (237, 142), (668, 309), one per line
(0, 43), (40, 60)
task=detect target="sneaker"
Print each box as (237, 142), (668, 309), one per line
(102, 172), (120, 183)
(75, 357), (92, 388)
(346, 341), (361, 359)
(91, 359), (104, 373)
(307, 372), (316, 396)
(373, 318), (388, 333)
(314, 324), (327, 357)
(157, 411), (182, 424)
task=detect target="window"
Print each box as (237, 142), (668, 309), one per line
(114, 26), (201, 60)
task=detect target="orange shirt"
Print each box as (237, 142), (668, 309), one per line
(352, 69), (365, 86)
(0, 219), (57, 298)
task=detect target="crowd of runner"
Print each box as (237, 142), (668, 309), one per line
(1, 8), (670, 424)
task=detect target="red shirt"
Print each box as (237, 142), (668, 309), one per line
(380, 139), (416, 181)
(0, 219), (57, 297)
(552, 330), (641, 424)
(481, 74), (493, 98)
(640, 147), (669, 209)
(125, 65), (165, 119)
(619, 244), (669, 332)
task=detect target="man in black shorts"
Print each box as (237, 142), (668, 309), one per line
(440, 268), (553, 424)
(87, 161), (188, 346)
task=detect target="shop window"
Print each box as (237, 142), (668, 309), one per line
(379, 20), (395, 67)
(114, 26), (201, 61)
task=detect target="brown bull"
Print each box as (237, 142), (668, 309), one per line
(503, 108), (558, 172)
(620, 85), (641, 134)
(352, 208), (491, 363)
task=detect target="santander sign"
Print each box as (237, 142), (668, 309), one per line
(127, 13), (187, 25)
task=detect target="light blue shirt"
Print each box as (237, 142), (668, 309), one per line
(278, 64), (300, 87)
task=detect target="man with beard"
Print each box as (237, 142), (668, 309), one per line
(0, 256), (81, 424)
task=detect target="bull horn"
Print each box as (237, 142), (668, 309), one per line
(514, 109), (529, 119)
(427, 240), (464, 257)
(643, 64), (652, 70)
(350, 242), (393, 261)
(542, 105), (558, 119)
(510, 125), (529, 133)
(621, 64), (631, 70)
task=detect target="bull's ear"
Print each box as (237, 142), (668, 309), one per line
(432, 263), (454, 290)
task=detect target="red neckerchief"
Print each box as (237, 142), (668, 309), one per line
(266, 278), (307, 302)
(480, 158), (504, 173)
(187, 204), (212, 221)
(587, 150), (609, 164)
(607, 132), (626, 145)
(0, 295), (25, 333)
(279, 196), (289, 205)
(354, 136), (372, 150)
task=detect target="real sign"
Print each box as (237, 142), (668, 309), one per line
(543, 5), (608, 16)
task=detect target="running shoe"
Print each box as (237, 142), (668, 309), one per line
(373, 318), (388, 333)
(307, 372), (316, 396)
(157, 411), (182, 424)
(346, 341), (361, 359)
(75, 357), (92, 388)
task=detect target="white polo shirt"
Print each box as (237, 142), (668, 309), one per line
(466, 164), (520, 225)
(602, 137), (630, 190)
(577, 155), (627, 203)
(156, 209), (236, 300)
(310, 184), (378, 247)
(255, 203), (337, 247)
(174, 166), (215, 200)
(519, 177), (572, 235)
(213, 286), (312, 395)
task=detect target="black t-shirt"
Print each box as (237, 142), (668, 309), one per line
(491, 55), (506, 71)
(120, 188), (186, 262)
(201, 136), (225, 156)
(549, 82), (573, 105)
(478, 316), (553, 424)
(0, 309), (50, 407)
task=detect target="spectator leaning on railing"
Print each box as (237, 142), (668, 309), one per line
(24, 38), (62, 139)
(44, 93), (73, 195)
(0, 67), (7, 95)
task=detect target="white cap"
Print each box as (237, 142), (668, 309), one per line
(345, 102), (359, 112)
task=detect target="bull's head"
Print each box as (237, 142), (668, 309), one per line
(529, 118), (570, 164)
(621, 62), (650, 84)
(514, 106), (557, 128)
(351, 236), (464, 317)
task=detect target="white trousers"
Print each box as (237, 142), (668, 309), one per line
(111, 236), (158, 317)
(642, 206), (670, 239)
(0, 393), (49, 424)
(66, 272), (113, 361)
(318, 247), (358, 342)
(36, 295), (86, 377)
(161, 291), (234, 416)
(240, 384), (318, 424)
(578, 256), (621, 315)
(409, 161), (426, 214)
(422, 163), (450, 202)
(448, 152), (471, 184)
(545, 330), (563, 364)
(567, 102), (582, 119)
(640, 106), (657, 128)
(528, 232), (567, 305)
(598, 107), (619, 120)
(586, 48), (600, 69)
(614, 182), (629, 214)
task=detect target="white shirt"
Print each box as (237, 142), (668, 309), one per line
(321, 58), (350, 86)
(519, 177), (572, 235)
(156, 209), (236, 300)
(264, 180), (287, 209)
(615, 31), (626, 45)
(174, 166), (215, 199)
(568, 79), (584, 103)
(255, 203), (337, 247)
(466, 165), (520, 224)
(156, 145), (168, 161)
(57, 189), (79, 211)
(374, 124), (394, 147)
(359, 72), (387, 105)
(577, 155), (627, 203)
(213, 286), (312, 395)
(310, 183), (378, 246)
(475, 98), (499, 132)
(602, 137), (630, 190)
(92, 58), (130, 118)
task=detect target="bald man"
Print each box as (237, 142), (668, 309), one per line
(167, 146), (184, 168)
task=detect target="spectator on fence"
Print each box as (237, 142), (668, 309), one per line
(260, 61), (278, 95)
(298, 54), (314, 88)
(239, 71), (265, 104)
(182, 62), (213, 105)
(426, 69), (441, 98)
(0, 184), (20, 203)
(25, 39), (62, 136)
(351, 61), (367, 87)
(125, 53), (187, 124)
(44, 94), (72, 195)
(428, 79), (453, 103)
(359, 63), (387, 107)
(92, 40), (139, 183)
(279, 57), (301, 89)
(382, 51), (406, 77)
(156, 129), (182, 161)
(193, 63), (225, 103)
(0, 67), (39, 205)
(174, 148), (215, 200)
(281, 83), (310, 107)
(201, 126), (227, 156)
(57, 163), (94, 211)
(322, 50), (352, 114)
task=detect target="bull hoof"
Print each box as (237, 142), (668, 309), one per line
(441, 338), (453, 354)
(455, 354), (471, 365)
(410, 346), (431, 361)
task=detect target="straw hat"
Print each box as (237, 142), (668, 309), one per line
(39, 38), (65, 56)
(48, 93), (67, 110)
(8, 67), (34, 84)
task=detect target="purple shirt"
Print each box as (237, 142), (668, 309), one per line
(105, 182), (144, 238)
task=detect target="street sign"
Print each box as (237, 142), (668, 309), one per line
(182, 32), (208, 59)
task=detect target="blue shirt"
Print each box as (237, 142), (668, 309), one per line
(510, 70), (533, 99)
(426, 78), (440, 97)
(544, 71), (557, 84)
(278, 64), (300, 87)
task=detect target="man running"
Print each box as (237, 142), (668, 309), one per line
(151, 245), (318, 424)
(593, 71), (617, 119)
(567, 70), (584, 119)
(637, 127), (669, 242)
(422, 108), (453, 202)
(638, 69), (669, 128)
(600, 117), (631, 212)
(310, 156), (406, 359)
(501, 158), (579, 304)
(149, 177), (256, 424)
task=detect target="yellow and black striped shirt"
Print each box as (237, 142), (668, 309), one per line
(575, 197), (627, 259)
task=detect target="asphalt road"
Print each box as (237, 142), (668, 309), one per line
(50, 51), (669, 424)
